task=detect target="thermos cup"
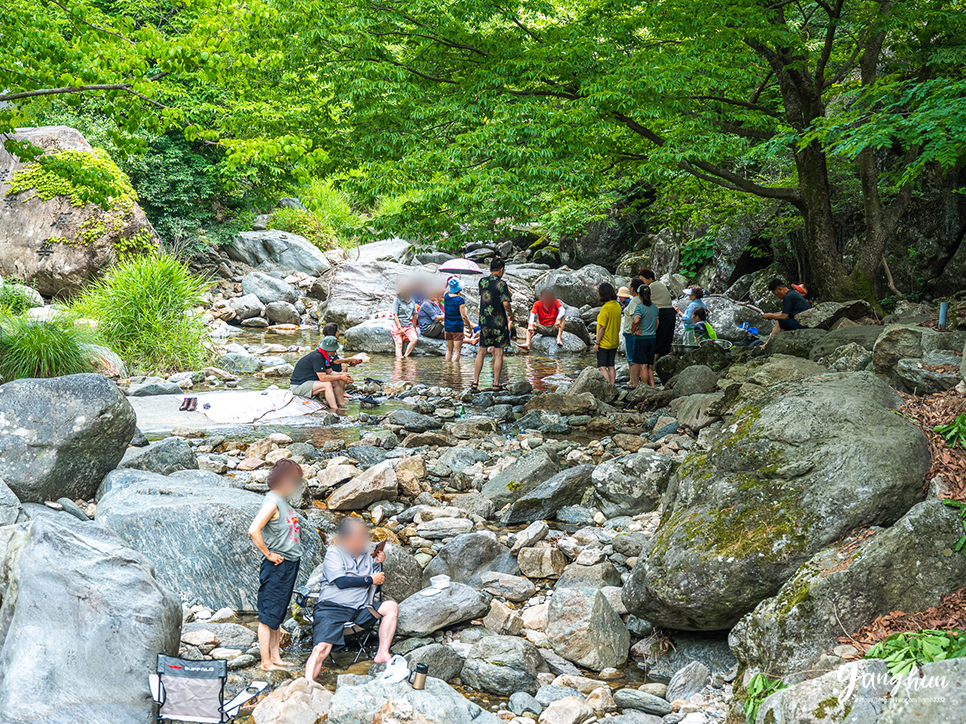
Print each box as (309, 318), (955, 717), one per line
(408, 663), (428, 690)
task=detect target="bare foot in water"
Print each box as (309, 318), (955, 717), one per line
(260, 663), (288, 671)
(373, 653), (392, 664)
(272, 658), (296, 667)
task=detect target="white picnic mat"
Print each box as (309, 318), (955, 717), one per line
(193, 390), (325, 424)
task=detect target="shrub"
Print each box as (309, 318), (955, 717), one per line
(0, 315), (95, 381)
(72, 254), (211, 373)
(0, 279), (40, 316)
(301, 179), (363, 236)
(268, 207), (337, 250)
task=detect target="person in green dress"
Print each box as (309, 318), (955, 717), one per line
(472, 256), (514, 391)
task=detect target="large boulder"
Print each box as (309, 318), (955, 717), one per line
(0, 126), (158, 297)
(327, 674), (501, 724)
(528, 331), (588, 355)
(118, 437), (198, 476)
(807, 325), (883, 361)
(322, 262), (428, 328)
(795, 300), (872, 330)
(671, 365), (719, 397)
(503, 466), (595, 525)
(462, 636), (547, 695)
(895, 352), (963, 395)
(396, 582), (490, 636)
(343, 318), (462, 357)
(241, 271), (298, 304)
(0, 374), (135, 502)
(345, 238), (416, 265)
(623, 372), (930, 630)
(0, 518), (181, 723)
(567, 368), (617, 403)
(535, 266), (615, 308)
(95, 476), (324, 609)
(226, 230), (332, 276)
(687, 297), (766, 343)
(763, 328), (829, 358)
(591, 451), (673, 518)
(547, 588), (629, 671)
(326, 460), (398, 511)
(730, 499), (966, 681)
(422, 533), (519, 588)
(0, 479), (25, 525)
(871, 324), (966, 386)
(480, 448), (560, 508)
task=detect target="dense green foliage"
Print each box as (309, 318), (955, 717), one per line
(865, 629), (966, 677)
(72, 255), (211, 373)
(935, 414), (966, 449)
(4, 0), (966, 299)
(743, 672), (786, 723)
(0, 280), (41, 316)
(0, 316), (95, 381)
(268, 208), (337, 250)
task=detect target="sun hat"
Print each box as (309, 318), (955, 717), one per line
(617, 286), (631, 299)
(448, 277), (463, 293)
(319, 335), (339, 353)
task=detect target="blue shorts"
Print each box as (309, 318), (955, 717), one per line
(258, 557), (300, 629)
(624, 333), (636, 363)
(632, 336), (655, 366)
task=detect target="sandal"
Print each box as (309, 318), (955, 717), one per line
(469, 383), (479, 393)
(179, 398), (190, 411)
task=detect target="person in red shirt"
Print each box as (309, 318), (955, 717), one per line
(518, 288), (566, 350)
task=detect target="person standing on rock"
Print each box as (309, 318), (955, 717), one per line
(290, 335), (358, 409)
(472, 256), (514, 392)
(619, 285), (639, 387)
(390, 282), (419, 358)
(631, 282), (659, 388)
(248, 459), (304, 671)
(304, 518), (399, 681)
(418, 286), (445, 339)
(763, 278), (812, 336)
(639, 269), (675, 359)
(593, 282), (621, 384)
(518, 287), (566, 351)
(443, 277), (473, 362)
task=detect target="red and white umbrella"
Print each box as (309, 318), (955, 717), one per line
(437, 258), (483, 276)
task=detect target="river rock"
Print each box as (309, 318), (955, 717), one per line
(422, 533), (519, 588)
(327, 674), (501, 724)
(0, 518), (180, 723)
(241, 271), (298, 304)
(872, 324), (966, 385)
(629, 631), (736, 679)
(382, 543), (425, 603)
(503, 465), (595, 525)
(396, 582), (490, 636)
(612, 690), (672, 716)
(252, 677), (333, 724)
(481, 448), (561, 508)
(231, 293), (266, 321)
(326, 460), (398, 510)
(795, 299), (871, 330)
(96, 476), (323, 609)
(387, 410), (442, 433)
(653, 343), (730, 381)
(669, 391), (724, 431)
(528, 331), (588, 355)
(227, 229), (331, 276)
(591, 451), (673, 518)
(672, 365), (719, 396)
(522, 393), (597, 417)
(547, 587), (629, 671)
(555, 562), (622, 590)
(346, 237), (416, 265)
(763, 328), (829, 358)
(415, 517), (473, 539)
(405, 644), (465, 682)
(567, 367), (617, 402)
(0, 373), (135, 503)
(480, 571), (537, 602)
(127, 376), (183, 396)
(97, 467), (227, 500)
(518, 547), (568, 579)
(698, 297), (766, 343)
(665, 661), (710, 702)
(0, 479), (25, 525)
(0, 126), (158, 297)
(815, 342), (873, 372)
(265, 300), (301, 325)
(895, 352), (963, 394)
(118, 436), (198, 476)
(462, 636), (547, 695)
(730, 499), (966, 680)
(535, 266), (615, 308)
(623, 372), (930, 630)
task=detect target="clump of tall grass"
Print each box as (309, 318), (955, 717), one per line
(269, 207), (338, 250)
(0, 278), (41, 316)
(0, 315), (95, 381)
(301, 178), (363, 238)
(72, 254), (211, 373)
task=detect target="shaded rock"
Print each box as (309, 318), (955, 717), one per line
(0, 518), (180, 723)
(119, 437), (198, 476)
(763, 328), (829, 358)
(529, 332), (588, 355)
(591, 451), (673, 518)
(623, 372), (929, 631)
(665, 661), (710, 702)
(397, 582), (490, 636)
(231, 293), (266, 321)
(672, 365), (719, 397)
(462, 636), (547, 695)
(808, 325), (884, 361)
(795, 300), (872, 330)
(503, 465), (595, 525)
(872, 324), (966, 385)
(327, 460), (397, 511)
(227, 229), (332, 276)
(423, 533), (519, 588)
(405, 644), (465, 683)
(241, 271), (298, 305)
(547, 587), (629, 671)
(522, 393), (597, 417)
(481, 448), (560, 508)
(629, 631), (736, 679)
(387, 410), (442, 433)
(895, 352), (963, 395)
(555, 562), (622, 590)
(0, 374), (135, 503)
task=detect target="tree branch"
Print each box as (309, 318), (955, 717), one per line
(48, 0), (136, 45)
(686, 95), (782, 118)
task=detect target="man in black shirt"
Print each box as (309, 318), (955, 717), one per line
(290, 335), (359, 409)
(762, 278), (812, 337)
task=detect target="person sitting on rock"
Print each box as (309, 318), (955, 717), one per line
(674, 285), (706, 345)
(304, 518), (398, 681)
(289, 334), (360, 409)
(692, 307), (718, 342)
(518, 287), (565, 351)
(390, 282), (419, 358)
(763, 278), (812, 337)
(248, 459), (304, 671)
(418, 286), (445, 339)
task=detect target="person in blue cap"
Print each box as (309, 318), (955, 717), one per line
(442, 277), (474, 362)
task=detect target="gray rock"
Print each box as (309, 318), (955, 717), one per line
(56, 497), (89, 521)
(0, 374), (135, 503)
(386, 409), (443, 433)
(449, 493), (496, 520)
(815, 342), (873, 372)
(181, 621), (257, 650)
(763, 328), (829, 358)
(604, 714), (663, 724)
(129, 426), (149, 447)
(503, 465), (594, 525)
(536, 266), (615, 308)
(669, 392), (723, 431)
(536, 685), (583, 707)
(128, 376), (183, 396)
(555, 561), (621, 589)
(0, 518), (180, 723)
(591, 451), (673, 518)
(226, 230), (331, 276)
(807, 325), (883, 361)
(230, 293), (265, 321)
(624, 372), (929, 631)
(795, 300), (872, 330)
(96, 476), (324, 609)
(346, 444), (389, 469)
(631, 631), (736, 679)
(397, 582), (491, 636)
(480, 571), (537, 602)
(415, 517), (473, 539)
(872, 324), (966, 385)
(0, 478), (25, 526)
(423, 533), (519, 589)
(665, 661), (710, 702)
(547, 587), (629, 671)
(528, 331), (587, 355)
(612, 689), (672, 716)
(697, 297), (767, 343)
(118, 437), (198, 476)
(217, 352), (261, 374)
(672, 365), (719, 397)
(509, 692), (543, 716)
(730, 499), (966, 680)
(567, 367), (618, 403)
(382, 543), (424, 603)
(516, 409), (565, 431)
(327, 674), (501, 724)
(461, 635), (547, 696)
(241, 271), (298, 304)
(265, 300), (300, 325)
(480, 448), (560, 508)
(895, 352), (963, 394)
(96, 468), (228, 500)
(405, 644), (464, 682)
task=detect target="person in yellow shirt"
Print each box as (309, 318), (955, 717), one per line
(593, 282), (622, 384)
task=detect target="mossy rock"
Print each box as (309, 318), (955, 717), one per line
(622, 372), (930, 631)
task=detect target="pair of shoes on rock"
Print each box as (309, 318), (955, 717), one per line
(179, 397), (198, 412)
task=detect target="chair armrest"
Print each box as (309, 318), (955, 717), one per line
(223, 681), (269, 717)
(148, 674), (163, 704)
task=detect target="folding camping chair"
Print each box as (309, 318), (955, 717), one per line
(150, 654), (268, 723)
(294, 583), (383, 664)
